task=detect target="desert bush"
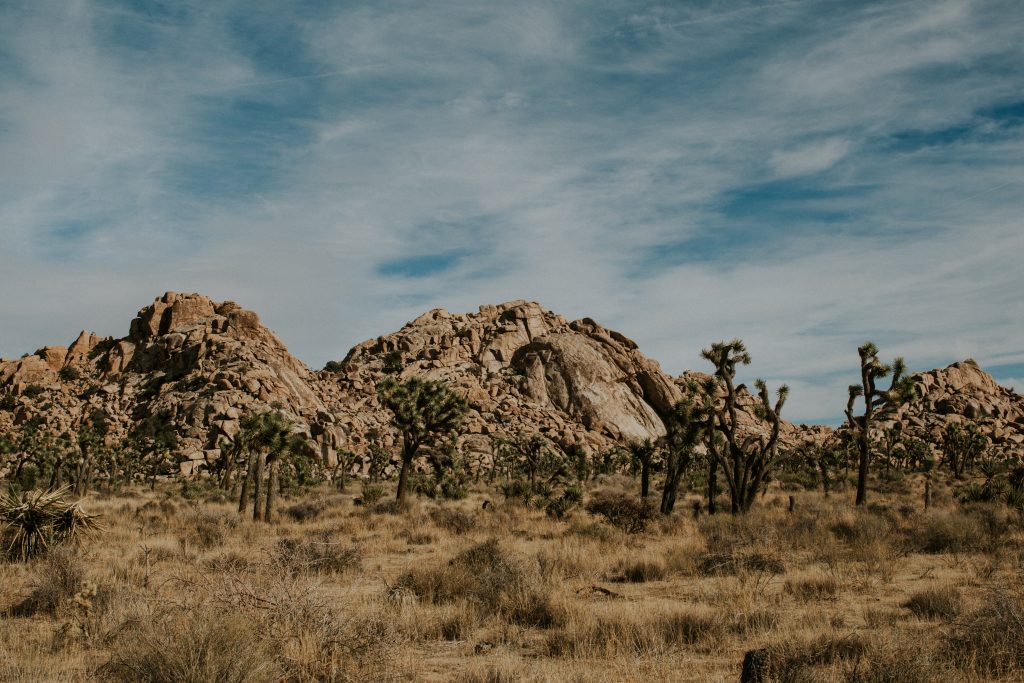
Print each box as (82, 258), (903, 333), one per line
(429, 507), (476, 535)
(909, 510), (984, 554)
(698, 550), (785, 576)
(274, 536), (360, 576)
(8, 546), (85, 616)
(945, 587), (1024, 676)
(584, 490), (655, 533)
(1, 487), (101, 561)
(394, 539), (563, 628)
(283, 498), (326, 522)
(361, 482), (387, 506)
(177, 509), (237, 551)
(98, 607), (279, 682)
(609, 558), (667, 583)
(546, 607), (724, 657)
(785, 575), (839, 601)
(903, 586), (962, 620)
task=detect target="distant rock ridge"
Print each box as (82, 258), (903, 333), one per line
(2, 293), (1022, 479)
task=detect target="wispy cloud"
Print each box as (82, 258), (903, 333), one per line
(0, 0), (1021, 423)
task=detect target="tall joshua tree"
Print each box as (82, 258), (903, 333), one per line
(701, 339), (789, 514)
(845, 342), (916, 506)
(377, 377), (467, 506)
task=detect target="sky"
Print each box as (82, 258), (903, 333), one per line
(1, 0), (1022, 425)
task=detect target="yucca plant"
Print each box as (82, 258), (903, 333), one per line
(0, 486), (102, 561)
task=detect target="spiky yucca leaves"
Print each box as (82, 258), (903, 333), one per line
(845, 342), (917, 505)
(0, 486), (102, 561)
(377, 377), (467, 506)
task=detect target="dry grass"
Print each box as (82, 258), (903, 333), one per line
(1, 480), (1021, 681)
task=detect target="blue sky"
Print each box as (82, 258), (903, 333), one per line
(1, 0), (1022, 424)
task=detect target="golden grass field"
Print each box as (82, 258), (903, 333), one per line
(2, 475), (1023, 682)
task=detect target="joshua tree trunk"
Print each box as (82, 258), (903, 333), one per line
(252, 452), (265, 521)
(855, 433), (869, 506)
(640, 458), (651, 498)
(238, 450), (259, 513)
(264, 459), (278, 522)
(707, 458), (718, 515)
(396, 456), (411, 506)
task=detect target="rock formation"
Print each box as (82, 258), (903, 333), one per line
(2, 293), (1021, 482)
(873, 359), (1024, 457)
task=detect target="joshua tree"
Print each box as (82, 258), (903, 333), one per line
(942, 422), (988, 478)
(701, 340), (789, 514)
(236, 410), (300, 521)
(659, 382), (715, 514)
(496, 432), (567, 492)
(628, 439), (658, 499)
(845, 342), (916, 506)
(376, 377), (467, 506)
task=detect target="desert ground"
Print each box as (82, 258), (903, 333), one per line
(2, 471), (1022, 683)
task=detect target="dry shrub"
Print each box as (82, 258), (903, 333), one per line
(785, 575), (839, 601)
(395, 538), (563, 628)
(609, 558), (666, 583)
(8, 546), (85, 617)
(909, 510), (984, 554)
(429, 507), (476, 535)
(698, 550), (785, 576)
(584, 490), (656, 533)
(98, 607), (279, 682)
(283, 498), (326, 522)
(945, 587), (1024, 676)
(903, 586), (962, 620)
(274, 535), (360, 576)
(563, 519), (619, 542)
(203, 550), (256, 573)
(761, 632), (870, 682)
(841, 637), (942, 683)
(177, 508), (238, 551)
(400, 529), (435, 545)
(546, 606), (724, 657)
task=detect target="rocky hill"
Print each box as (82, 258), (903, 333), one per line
(875, 359), (1024, 456)
(2, 293), (1021, 480)
(0, 292), (335, 476)
(323, 300), (684, 463)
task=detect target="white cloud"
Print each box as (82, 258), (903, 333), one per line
(771, 138), (851, 177)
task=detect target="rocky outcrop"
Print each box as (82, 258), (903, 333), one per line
(327, 301), (684, 460)
(873, 359), (1024, 456)
(0, 292), (334, 477)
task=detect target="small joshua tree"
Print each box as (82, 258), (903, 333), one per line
(376, 377), (467, 506)
(845, 342), (917, 506)
(942, 422), (988, 479)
